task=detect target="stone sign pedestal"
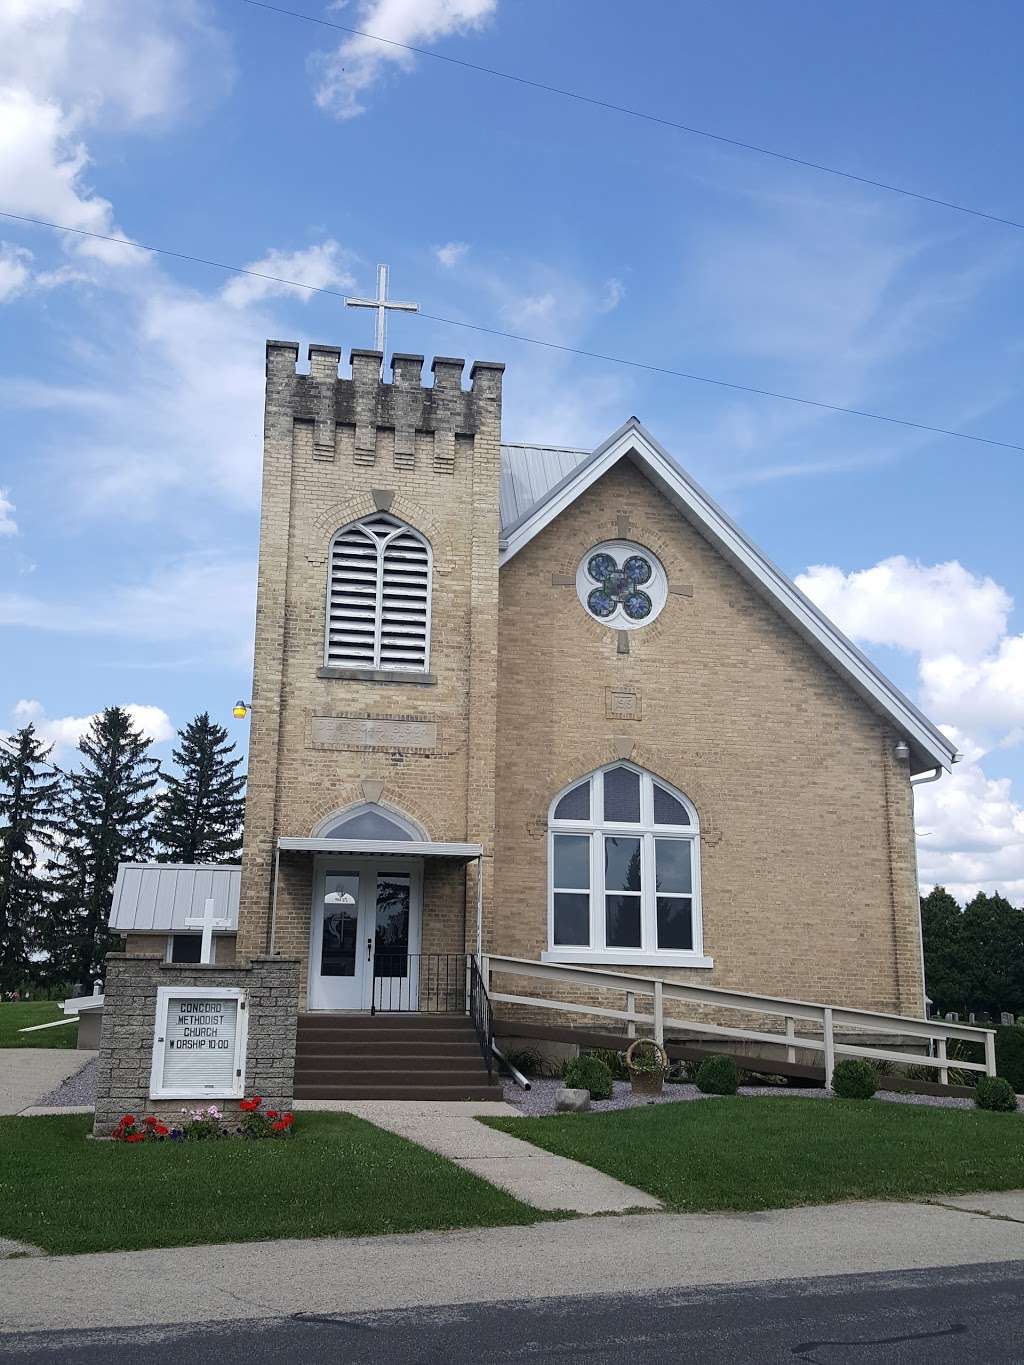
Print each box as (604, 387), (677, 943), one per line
(93, 953), (299, 1137)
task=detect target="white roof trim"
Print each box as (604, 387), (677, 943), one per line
(278, 837), (482, 862)
(499, 418), (956, 775)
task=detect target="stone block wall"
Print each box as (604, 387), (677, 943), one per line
(93, 953), (299, 1136)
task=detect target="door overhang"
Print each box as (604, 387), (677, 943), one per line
(277, 836), (482, 863)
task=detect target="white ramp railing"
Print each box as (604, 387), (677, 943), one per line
(481, 954), (997, 1087)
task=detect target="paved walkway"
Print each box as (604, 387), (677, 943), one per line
(296, 1098), (662, 1214)
(0, 1049), (96, 1116)
(2, 1194), (1024, 1332)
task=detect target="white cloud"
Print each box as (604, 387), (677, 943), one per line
(11, 698), (174, 757)
(313, 0), (497, 118)
(435, 241), (469, 269)
(0, 488), (16, 537)
(0, 552), (256, 665)
(221, 240), (354, 309)
(797, 555), (1024, 899)
(0, 243), (32, 302)
(600, 277), (624, 312)
(796, 557), (1011, 663)
(915, 739), (1024, 905)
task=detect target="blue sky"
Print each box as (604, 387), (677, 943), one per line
(1, 0), (1022, 900)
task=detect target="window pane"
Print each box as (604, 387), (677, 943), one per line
(603, 766), (640, 822)
(653, 782), (690, 826)
(323, 808), (413, 840)
(321, 873), (359, 977)
(554, 780), (590, 821)
(657, 897), (693, 950)
(374, 875), (410, 978)
(553, 835), (590, 889)
(604, 836), (641, 892)
(655, 839), (692, 894)
(605, 895), (642, 948)
(171, 934), (202, 964)
(553, 893), (590, 946)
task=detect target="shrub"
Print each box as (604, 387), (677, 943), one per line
(831, 1058), (878, 1100)
(995, 1026), (1024, 1096)
(563, 1053), (614, 1100)
(585, 1047), (630, 1081)
(695, 1054), (738, 1095)
(974, 1076), (1018, 1113)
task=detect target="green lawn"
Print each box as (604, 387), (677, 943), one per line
(0, 1113), (554, 1255)
(0, 1002), (77, 1049)
(484, 1098), (1024, 1212)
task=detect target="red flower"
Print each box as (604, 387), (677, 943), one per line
(122, 1114), (136, 1126)
(280, 1113), (294, 1127)
(239, 1097), (261, 1112)
(125, 1133), (145, 1143)
(143, 1115), (157, 1126)
(266, 1110), (279, 1119)
(154, 1123), (170, 1136)
(271, 1119), (288, 1131)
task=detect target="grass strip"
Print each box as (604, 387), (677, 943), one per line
(483, 1096), (1024, 1212)
(0, 1002), (78, 1050)
(0, 1112), (553, 1254)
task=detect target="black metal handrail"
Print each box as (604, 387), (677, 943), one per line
(370, 953), (468, 1015)
(468, 954), (494, 1078)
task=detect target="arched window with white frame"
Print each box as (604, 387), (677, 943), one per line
(545, 764), (710, 968)
(325, 513), (432, 672)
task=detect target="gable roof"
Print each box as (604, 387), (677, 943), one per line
(498, 418), (957, 776)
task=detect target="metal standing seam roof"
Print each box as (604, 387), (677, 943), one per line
(109, 863), (241, 934)
(500, 442), (591, 532)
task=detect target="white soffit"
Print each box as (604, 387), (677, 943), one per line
(110, 863), (241, 933)
(499, 418), (957, 775)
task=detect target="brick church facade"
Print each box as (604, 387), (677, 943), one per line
(182, 338), (956, 1021)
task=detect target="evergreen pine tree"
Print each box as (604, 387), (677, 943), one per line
(920, 885), (965, 1014)
(42, 708), (159, 987)
(152, 712), (245, 863)
(0, 725), (61, 992)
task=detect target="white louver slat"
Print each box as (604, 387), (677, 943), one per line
(325, 515), (432, 671)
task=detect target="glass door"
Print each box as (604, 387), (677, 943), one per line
(310, 859), (422, 1010)
(311, 869), (366, 1009)
(371, 873), (414, 1011)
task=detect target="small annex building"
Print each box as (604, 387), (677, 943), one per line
(110, 341), (955, 1022)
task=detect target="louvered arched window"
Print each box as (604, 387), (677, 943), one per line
(325, 514), (432, 672)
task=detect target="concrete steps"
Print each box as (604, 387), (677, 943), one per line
(294, 1013), (503, 1101)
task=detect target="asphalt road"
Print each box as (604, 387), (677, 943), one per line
(2, 1260), (1023, 1364)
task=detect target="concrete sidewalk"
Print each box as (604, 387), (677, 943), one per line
(0, 1049), (96, 1115)
(2, 1195), (1024, 1333)
(304, 1098), (661, 1214)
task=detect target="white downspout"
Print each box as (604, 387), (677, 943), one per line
(475, 853), (484, 958)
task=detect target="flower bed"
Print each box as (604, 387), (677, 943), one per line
(112, 1096), (294, 1142)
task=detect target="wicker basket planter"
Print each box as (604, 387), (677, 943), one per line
(626, 1039), (668, 1097)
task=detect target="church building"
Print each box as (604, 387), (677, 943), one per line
(98, 335), (962, 1119)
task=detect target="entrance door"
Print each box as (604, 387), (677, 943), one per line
(309, 859), (421, 1010)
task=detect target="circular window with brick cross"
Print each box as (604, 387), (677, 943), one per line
(576, 541), (667, 630)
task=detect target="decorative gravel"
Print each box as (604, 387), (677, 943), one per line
(38, 1057), (96, 1108)
(501, 1077), (995, 1116)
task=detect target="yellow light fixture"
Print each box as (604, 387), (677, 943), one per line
(232, 700), (249, 720)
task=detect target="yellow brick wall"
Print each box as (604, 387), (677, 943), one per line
(492, 458), (924, 1016)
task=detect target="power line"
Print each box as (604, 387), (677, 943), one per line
(240, 0), (1024, 235)
(3, 207), (1021, 455)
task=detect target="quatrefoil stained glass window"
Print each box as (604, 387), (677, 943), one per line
(576, 541), (667, 630)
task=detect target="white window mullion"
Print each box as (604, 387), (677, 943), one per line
(641, 832), (656, 953)
(591, 831), (603, 950)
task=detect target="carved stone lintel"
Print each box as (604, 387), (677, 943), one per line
(371, 489), (394, 511)
(612, 735), (635, 760)
(360, 778), (385, 802)
(617, 631), (630, 655)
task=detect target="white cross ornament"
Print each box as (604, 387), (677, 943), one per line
(345, 264), (419, 356)
(184, 898), (231, 965)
